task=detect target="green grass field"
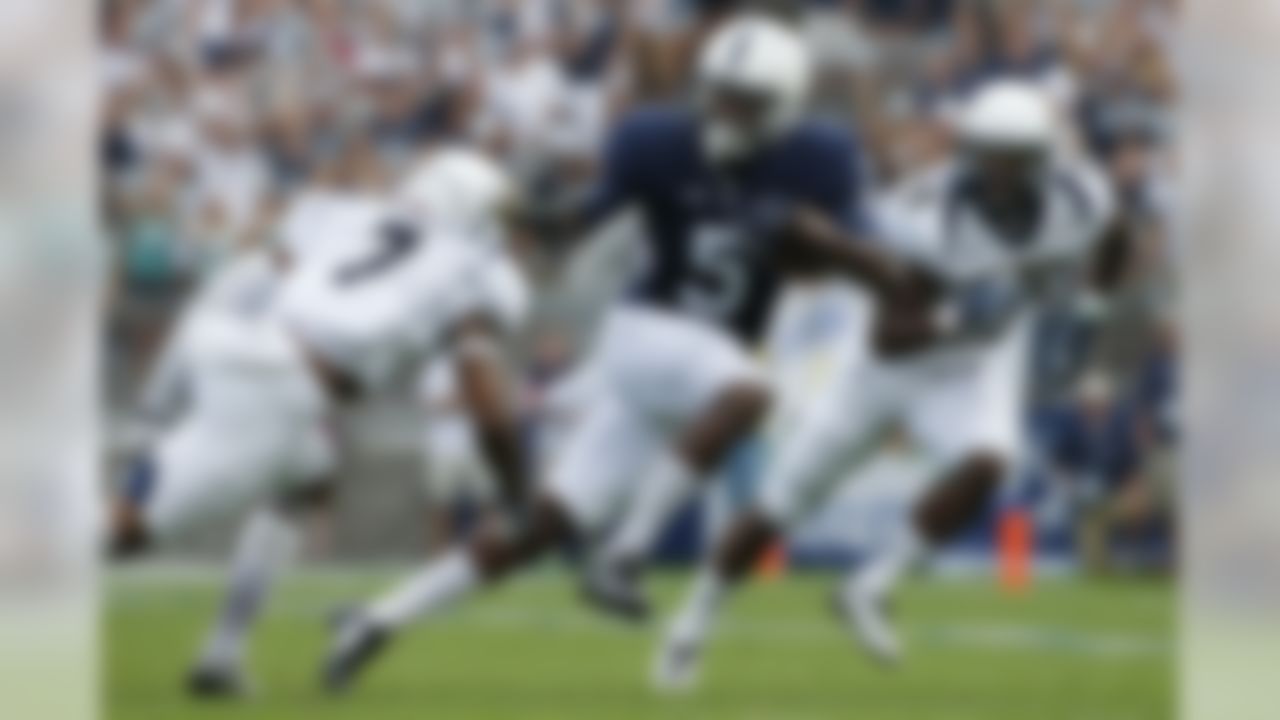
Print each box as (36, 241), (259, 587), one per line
(108, 568), (1173, 720)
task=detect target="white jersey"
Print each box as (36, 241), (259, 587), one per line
(274, 220), (530, 392)
(874, 157), (1115, 307)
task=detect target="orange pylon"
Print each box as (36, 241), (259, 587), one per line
(998, 509), (1033, 595)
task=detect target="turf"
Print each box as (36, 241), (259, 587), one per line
(107, 568), (1173, 719)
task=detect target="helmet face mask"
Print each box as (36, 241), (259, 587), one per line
(698, 81), (781, 162)
(962, 142), (1047, 207)
(960, 141), (1050, 243)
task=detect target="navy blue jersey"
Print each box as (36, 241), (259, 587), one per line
(580, 106), (863, 342)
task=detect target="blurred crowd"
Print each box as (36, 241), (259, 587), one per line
(101, 0), (1178, 572)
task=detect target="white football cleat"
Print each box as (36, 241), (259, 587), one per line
(650, 636), (703, 695)
(834, 576), (902, 667)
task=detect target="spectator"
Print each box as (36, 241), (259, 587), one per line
(186, 85), (270, 266)
(1043, 373), (1170, 575)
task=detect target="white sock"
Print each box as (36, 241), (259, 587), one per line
(667, 567), (731, 648)
(851, 522), (927, 600)
(367, 549), (479, 629)
(607, 453), (699, 563)
(199, 509), (300, 669)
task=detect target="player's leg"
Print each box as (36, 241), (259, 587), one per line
(839, 353), (1023, 663)
(110, 318), (328, 557)
(653, 369), (888, 690)
(108, 415), (278, 558)
(187, 484), (330, 698)
(584, 380), (769, 619)
(324, 394), (659, 692)
(106, 418), (310, 699)
(855, 454), (1006, 605)
(109, 454), (164, 559)
(110, 415), (221, 559)
(323, 494), (580, 695)
(114, 336), (335, 698)
(837, 452), (1007, 666)
(582, 309), (770, 618)
(185, 428), (334, 701)
(362, 396), (654, 627)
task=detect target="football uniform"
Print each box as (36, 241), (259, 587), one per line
(759, 157), (1115, 524)
(140, 217), (529, 540)
(545, 105), (864, 531)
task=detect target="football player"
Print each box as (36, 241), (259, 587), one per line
(137, 177), (386, 698)
(108, 147), (534, 695)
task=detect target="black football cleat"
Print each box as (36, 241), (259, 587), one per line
(580, 558), (651, 624)
(186, 662), (252, 700)
(322, 613), (393, 695)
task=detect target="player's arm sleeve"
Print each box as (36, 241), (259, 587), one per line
(811, 129), (864, 233)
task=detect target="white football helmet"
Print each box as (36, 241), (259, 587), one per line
(695, 14), (813, 163)
(394, 146), (518, 244)
(955, 80), (1055, 152)
(954, 81), (1060, 231)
